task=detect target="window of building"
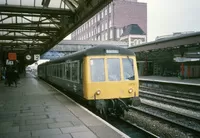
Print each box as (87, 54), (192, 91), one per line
(105, 22), (108, 30)
(109, 19), (112, 28)
(109, 4), (112, 13)
(102, 33), (104, 41)
(94, 28), (97, 35)
(94, 16), (96, 23)
(116, 28), (120, 38)
(110, 28), (113, 39)
(105, 7), (107, 16)
(89, 20), (91, 27)
(121, 28), (123, 35)
(101, 23), (104, 31)
(101, 11), (104, 19)
(97, 25), (100, 33)
(105, 32), (108, 40)
(97, 13), (100, 21)
(86, 22), (88, 29)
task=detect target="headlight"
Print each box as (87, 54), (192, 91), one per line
(96, 90), (101, 95)
(128, 88), (133, 93)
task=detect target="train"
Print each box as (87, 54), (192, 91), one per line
(38, 45), (140, 117)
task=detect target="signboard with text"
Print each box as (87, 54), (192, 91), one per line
(34, 54), (40, 61)
(8, 53), (17, 60)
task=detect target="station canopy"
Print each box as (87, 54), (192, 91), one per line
(0, 0), (112, 57)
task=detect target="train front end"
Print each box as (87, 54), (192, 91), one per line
(83, 48), (140, 116)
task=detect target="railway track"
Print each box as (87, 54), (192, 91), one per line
(139, 90), (200, 111)
(106, 116), (158, 138)
(129, 104), (200, 137)
(140, 85), (200, 101)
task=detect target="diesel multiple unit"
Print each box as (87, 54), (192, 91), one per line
(38, 45), (140, 117)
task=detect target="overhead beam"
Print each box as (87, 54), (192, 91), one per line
(0, 35), (50, 40)
(0, 26), (59, 31)
(0, 42), (46, 46)
(0, 29), (57, 33)
(0, 12), (60, 18)
(0, 22), (60, 26)
(0, 5), (74, 15)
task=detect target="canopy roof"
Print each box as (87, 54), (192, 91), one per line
(0, 0), (112, 62)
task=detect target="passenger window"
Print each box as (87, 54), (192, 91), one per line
(72, 62), (78, 82)
(90, 58), (105, 82)
(59, 64), (62, 78)
(66, 63), (71, 80)
(107, 58), (121, 81)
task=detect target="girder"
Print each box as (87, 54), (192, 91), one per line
(0, 5), (73, 15)
(0, 35), (50, 40)
(0, 0), (112, 65)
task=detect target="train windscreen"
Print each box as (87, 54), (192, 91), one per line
(90, 58), (105, 82)
(107, 58), (121, 81)
(122, 58), (135, 80)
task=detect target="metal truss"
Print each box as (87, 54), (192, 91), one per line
(0, 0), (112, 60)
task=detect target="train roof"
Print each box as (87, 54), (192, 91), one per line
(40, 45), (135, 65)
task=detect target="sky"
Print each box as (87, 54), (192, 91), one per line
(138, 0), (200, 41)
(65, 0), (200, 42)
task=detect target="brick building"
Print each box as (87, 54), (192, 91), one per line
(71, 0), (147, 41)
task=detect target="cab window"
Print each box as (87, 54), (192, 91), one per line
(122, 58), (135, 80)
(107, 58), (121, 81)
(90, 58), (105, 82)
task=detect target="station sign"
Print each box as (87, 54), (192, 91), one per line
(8, 53), (17, 60)
(34, 54), (40, 61)
(6, 59), (14, 65)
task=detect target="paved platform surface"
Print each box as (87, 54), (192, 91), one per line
(0, 73), (129, 138)
(139, 76), (200, 86)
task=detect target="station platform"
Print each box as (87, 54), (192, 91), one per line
(0, 73), (129, 138)
(139, 76), (200, 86)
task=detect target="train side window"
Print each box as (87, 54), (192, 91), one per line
(90, 58), (105, 82)
(66, 63), (71, 80)
(56, 64), (58, 77)
(80, 61), (83, 79)
(59, 64), (62, 78)
(53, 65), (56, 77)
(107, 58), (121, 81)
(62, 64), (65, 78)
(72, 62), (79, 82)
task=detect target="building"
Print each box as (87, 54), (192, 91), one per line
(120, 24), (146, 47)
(71, 0), (147, 41)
